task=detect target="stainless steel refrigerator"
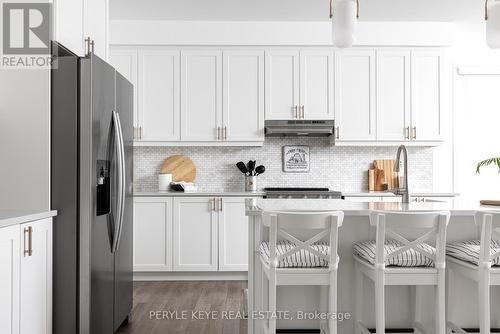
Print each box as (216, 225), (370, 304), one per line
(51, 42), (133, 334)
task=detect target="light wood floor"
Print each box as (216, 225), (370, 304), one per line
(116, 281), (248, 334)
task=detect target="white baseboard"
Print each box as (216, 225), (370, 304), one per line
(133, 271), (248, 281)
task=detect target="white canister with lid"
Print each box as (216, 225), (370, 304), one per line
(158, 173), (173, 191)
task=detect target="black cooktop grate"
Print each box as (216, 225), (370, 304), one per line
(264, 187), (330, 192)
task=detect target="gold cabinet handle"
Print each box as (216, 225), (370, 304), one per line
(217, 126), (221, 140)
(335, 126), (340, 140)
(224, 126), (227, 141)
(219, 198), (223, 212)
(405, 127), (410, 140)
(24, 226), (33, 257)
(300, 105), (305, 119)
(294, 106), (298, 119)
(211, 198), (215, 211)
(412, 127), (417, 140)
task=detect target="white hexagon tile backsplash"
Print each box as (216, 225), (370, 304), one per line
(133, 138), (433, 193)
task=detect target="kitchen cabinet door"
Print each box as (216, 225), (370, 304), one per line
(109, 48), (138, 131)
(53, 0), (108, 58)
(218, 198), (248, 271)
(265, 50), (300, 120)
(0, 225), (20, 334)
(173, 198), (218, 271)
(335, 50), (376, 141)
(19, 219), (52, 334)
(376, 50), (411, 141)
(223, 50), (265, 142)
(53, 0), (85, 56)
(181, 50), (222, 141)
(299, 49), (334, 120)
(83, 0), (109, 60)
(133, 198), (173, 271)
(410, 50), (444, 141)
(139, 49), (180, 141)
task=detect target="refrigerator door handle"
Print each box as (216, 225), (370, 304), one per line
(111, 110), (126, 253)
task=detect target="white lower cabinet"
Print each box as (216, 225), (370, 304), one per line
(0, 218), (53, 334)
(173, 197), (218, 271)
(133, 197), (173, 271)
(133, 196), (249, 273)
(19, 219), (52, 334)
(219, 198), (248, 271)
(0, 225), (20, 334)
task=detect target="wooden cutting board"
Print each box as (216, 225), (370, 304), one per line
(480, 200), (500, 207)
(160, 155), (197, 182)
(373, 159), (399, 191)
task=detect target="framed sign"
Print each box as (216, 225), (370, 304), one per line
(282, 145), (310, 173)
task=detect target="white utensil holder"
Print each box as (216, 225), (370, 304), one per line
(245, 176), (257, 192)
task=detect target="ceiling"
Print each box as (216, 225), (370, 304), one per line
(109, 0), (484, 22)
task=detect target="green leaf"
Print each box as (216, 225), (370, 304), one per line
(476, 157), (500, 174)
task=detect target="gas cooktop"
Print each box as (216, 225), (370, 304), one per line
(263, 187), (343, 199)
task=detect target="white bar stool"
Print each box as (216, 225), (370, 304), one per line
(260, 210), (344, 334)
(353, 210), (450, 334)
(447, 211), (500, 334)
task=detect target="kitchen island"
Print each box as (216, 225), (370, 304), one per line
(246, 199), (500, 334)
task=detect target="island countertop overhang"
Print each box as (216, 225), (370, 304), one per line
(245, 199), (499, 217)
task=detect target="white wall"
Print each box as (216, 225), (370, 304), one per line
(109, 20), (452, 46)
(445, 21), (500, 199)
(0, 68), (51, 210)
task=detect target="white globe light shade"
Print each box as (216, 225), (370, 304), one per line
(486, 1), (500, 48)
(332, 0), (358, 48)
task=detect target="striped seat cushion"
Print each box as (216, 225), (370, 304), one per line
(353, 239), (436, 267)
(446, 240), (500, 266)
(259, 240), (330, 268)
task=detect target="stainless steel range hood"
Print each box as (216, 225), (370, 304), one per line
(265, 120), (335, 137)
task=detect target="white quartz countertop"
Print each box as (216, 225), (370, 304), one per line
(0, 210), (57, 229)
(134, 191), (459, 198)
(135, 191), (265, 197)
(245, 199), (496, 216)
(343, 192), (459, 197)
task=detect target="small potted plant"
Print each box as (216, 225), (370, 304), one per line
(476, 157), (500, 174)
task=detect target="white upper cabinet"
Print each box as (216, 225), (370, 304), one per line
(410, 50), (444, 141)
(218, 198), (248, 271)
(265, 50), (300, 120)
(19, 219), (52, 334)
(133, 198), (173, 272)
(109, 48), (138, 128)
(299, 49), (334, 120)
(376, 50), (411, 141)
(53, 0), (108, 59)
(265, 49), (333, 120)
(335, 50), (376, 141)
(139, 49), (180, 141)
(0, 225), (20, 334)
(223, 50), (265, 142)
(173, 198), (218, 271)
(83, 0), (108, 60)
(181, 50), (223, 142)
(107, 45), (443, 146)
(53, 0), (85, 55)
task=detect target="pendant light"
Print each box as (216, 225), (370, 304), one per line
(486, 0), (500, 48)
(330, 0), (360, 48)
